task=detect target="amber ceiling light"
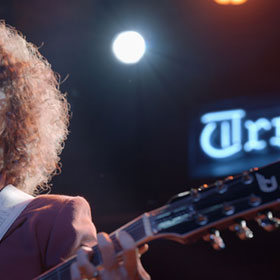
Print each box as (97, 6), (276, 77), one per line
(214, 0), (248, 5)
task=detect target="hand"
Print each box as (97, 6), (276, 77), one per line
(70, 231), (150, 280)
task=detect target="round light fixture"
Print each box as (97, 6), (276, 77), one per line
(112, 31), (146, 64)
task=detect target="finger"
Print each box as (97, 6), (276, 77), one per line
(70, 262), (82, 280)
(79, 245), (94, 259)
(98, 232), (118, 270)
(76, 247), (96, 277)
(138, 244), (149, 256)
(118, 231), (138, 279)
(137, 259), (151, 280)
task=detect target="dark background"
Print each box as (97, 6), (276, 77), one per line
(2, 0), (280, 279)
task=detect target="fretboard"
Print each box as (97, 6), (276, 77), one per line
(35, 215), (149, 280)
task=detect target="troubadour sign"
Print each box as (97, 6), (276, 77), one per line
(200, 109), (280, 159)
(189, 106), (280, 177)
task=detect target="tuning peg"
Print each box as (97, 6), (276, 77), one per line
(190, 188), (200, 202)
(223, 203), (235, 216)
(249, 194), (261, 207)
(242, 171), (254, 185)
(215, 180), (228, 194)
(203, 229), (225, 250)
(256, 211), (280, 232)
(229, 220), (253, 240)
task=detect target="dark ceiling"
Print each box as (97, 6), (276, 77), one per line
(2, 0), (280, 279)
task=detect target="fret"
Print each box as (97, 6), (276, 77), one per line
(124, 217), (146, 242)
(38, 258), (75, 280)
(92, 244), (102, 266)
(111, 234), (122, 253)
(91, 216), (147, 267)
(55, 260), (73, 280)
(59, 269), (71, 280)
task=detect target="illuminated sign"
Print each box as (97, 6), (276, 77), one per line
(200, 109), (280, 159)
(189, 104), (280, 178)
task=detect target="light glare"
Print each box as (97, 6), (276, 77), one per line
(112, 31), (146, 64)
(214, 0), (248, 4)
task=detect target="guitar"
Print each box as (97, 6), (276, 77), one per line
(35, 160), (280, 279)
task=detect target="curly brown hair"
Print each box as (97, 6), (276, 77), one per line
(0, 22), (70, 195)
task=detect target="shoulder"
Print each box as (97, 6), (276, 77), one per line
(29, 194), (92, 215)
(22, 194), (97, 269)
(21, 194), (96, 239)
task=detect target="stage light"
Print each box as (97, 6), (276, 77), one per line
(214, 0), (248, 5)
(215, 0), (230, 4)
(231, 0), (248, 4)
(112, 31), (146, 64)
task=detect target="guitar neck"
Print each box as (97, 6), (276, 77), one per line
(36, 160), (280, 279)
(36, 214), (153, 280)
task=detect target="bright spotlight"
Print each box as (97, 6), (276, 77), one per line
(112, 31), (146, 64)
(214, 0), (248, 4)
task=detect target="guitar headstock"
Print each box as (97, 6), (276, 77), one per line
(147, 161), (280, 249)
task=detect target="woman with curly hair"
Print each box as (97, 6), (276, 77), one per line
(0, 22), (150, 280)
